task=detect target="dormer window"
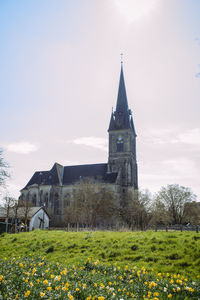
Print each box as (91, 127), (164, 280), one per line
(117, 136), (124, 152)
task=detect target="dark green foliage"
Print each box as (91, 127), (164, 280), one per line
(46, 246), (54, 253)
(166, 253), (179, 260)
(151, 245), (156, 251)
(131, 244), (138, 251)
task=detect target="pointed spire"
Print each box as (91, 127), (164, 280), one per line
(108, 111), (115, 131)
(130, 115), (137, 136)
(108, 61), (136, 133)
(116, 64), (128, 113)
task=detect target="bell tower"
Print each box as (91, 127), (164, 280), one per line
(108, 63), (138, 190)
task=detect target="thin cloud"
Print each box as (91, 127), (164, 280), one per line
(73, 137), (108, 152)
(140, 157), (199, 194)
(178, 128), (200, 145)
(143, 128), (200, 146)
(4, 142), (39, 154)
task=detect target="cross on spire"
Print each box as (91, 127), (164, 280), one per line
(120, 53), (123, 64)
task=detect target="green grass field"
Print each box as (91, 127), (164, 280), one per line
(0, 230), (200, 278)
(1, 230), (200, 299)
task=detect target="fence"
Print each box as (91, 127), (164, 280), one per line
(49, 223), (200, 232)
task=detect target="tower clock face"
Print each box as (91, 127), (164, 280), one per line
(117, 136), (123, 142)
(117, 135), (124, 152)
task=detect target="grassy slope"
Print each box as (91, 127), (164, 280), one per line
(0, 230), (200, 278)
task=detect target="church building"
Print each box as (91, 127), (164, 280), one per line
(20, 63), (138, 225)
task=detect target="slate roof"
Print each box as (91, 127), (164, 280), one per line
(63, 163), (117, 185)
(23, 163), (118, 189)
(24, 164), (60, 188)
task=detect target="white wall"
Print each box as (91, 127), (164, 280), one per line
(29, 209), (49, 231)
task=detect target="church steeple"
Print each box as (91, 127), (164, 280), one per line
(108, 64), (136, 133)
(116, 64), (128, 113)
(108, 62), (138, 190)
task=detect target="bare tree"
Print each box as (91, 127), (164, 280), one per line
(121, 189), (152, 230)
(3, 195), (17, 232)
(18, 199), (33, 231)
(183, 201), (200, 225)
(0, 149), (10, 192)
(150, 198), (170, 226)
(155, 184), (196, 225)
(64, 179), (119, 228)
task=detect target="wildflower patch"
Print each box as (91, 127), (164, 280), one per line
(0, 256), (199, 299)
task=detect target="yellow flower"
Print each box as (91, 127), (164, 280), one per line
(47, 286), (52, 291)
(15, 295), (18, 299)
(98, 297), (105, 300)
(43, 279), (48, 285)
(63, 282), (69, 288)
(19, 263), (23, 267)
(83, 283), (86, 289)
(40, 292), (45, 297)
(168, 294), (172, 298)
(25, 290), (31, 297)
(30, 282), (33, 287)
(50, 274), (54, 278)
(76, 288), (80, 292)
(25, 279), (28, 283)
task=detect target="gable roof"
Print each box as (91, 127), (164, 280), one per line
(63, 163), (117, 185)
(22, 163), (118, 189)
(24, 163), (61, 188)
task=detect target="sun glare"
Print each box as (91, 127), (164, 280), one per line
(115, 0), (158, 22)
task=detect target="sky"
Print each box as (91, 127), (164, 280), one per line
(1, 0), (200, 202)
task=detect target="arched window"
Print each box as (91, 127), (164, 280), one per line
(117, 136), (124, 152)
(39, 190), (43, 206)
(64, 193), (71, 207)
(32, 194), (37, 206)
(54, 193), (60, 214)
(45, 193), (48, 208)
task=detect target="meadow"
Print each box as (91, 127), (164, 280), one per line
(0, 230), (200, 299)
